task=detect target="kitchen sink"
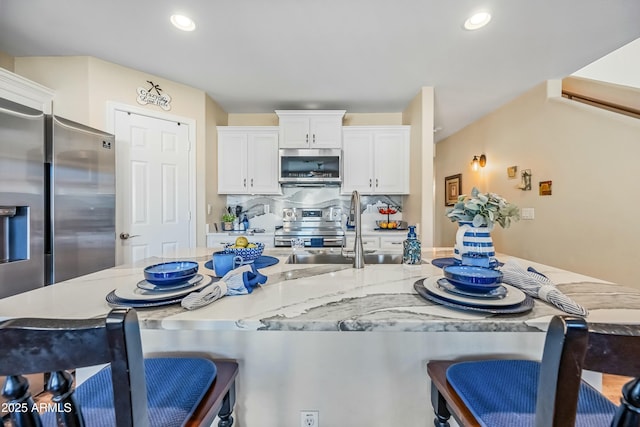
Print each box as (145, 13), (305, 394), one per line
(285, 252), (407, 265)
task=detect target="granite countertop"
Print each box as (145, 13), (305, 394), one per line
(1, 247), (639, 333)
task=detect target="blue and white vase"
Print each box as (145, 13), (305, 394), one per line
(453, 221), (495, 264)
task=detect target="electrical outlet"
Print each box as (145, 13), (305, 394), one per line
(300, 410), (319, 427)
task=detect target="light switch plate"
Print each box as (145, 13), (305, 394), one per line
(521, 208), (535, 220)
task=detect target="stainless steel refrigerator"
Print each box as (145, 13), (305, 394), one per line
(0, 97), (46, 298)
(45, 115), (115, 285)
(0, 98), (116, 298)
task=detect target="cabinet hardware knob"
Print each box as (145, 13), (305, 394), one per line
(251, 178), (254, 187)
(306, 134), (309, 143)
(376, 178), (379, 187)
(244, 178), (247, 187)
(369, 179), (372, 187)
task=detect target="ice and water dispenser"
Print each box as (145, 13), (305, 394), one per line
(0, 206), (28, 263)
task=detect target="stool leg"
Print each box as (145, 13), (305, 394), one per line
(217, 385), (236, 427)
(431, 383), (451, 427)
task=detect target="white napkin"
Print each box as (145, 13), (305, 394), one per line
(500, 260), (588, 317)
(181, 280), (228, 310)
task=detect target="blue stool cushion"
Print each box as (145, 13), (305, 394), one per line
(446, 360), (617, 427)
(43, 357), (217, 427)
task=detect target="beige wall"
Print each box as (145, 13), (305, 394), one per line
(14, 56), (227, 247)
(434, 80), (640, 288)
(205, 95), (229, 228)
(0, 51), (14, 71)
(402, 87), (434, 246)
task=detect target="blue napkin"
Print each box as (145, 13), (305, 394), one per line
(221, 264), (267, 295)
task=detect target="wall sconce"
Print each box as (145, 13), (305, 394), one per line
(471, 154), (486, 171)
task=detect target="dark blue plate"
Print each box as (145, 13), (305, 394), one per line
(443, 265), (503, 292)
(432, 257), (503, 269)
(431, 257), (460, 268)
(143, 261), (199, 286)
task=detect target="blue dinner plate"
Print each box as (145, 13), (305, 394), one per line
(442, 265), (503, 292)
(431, 257), (503, 269)
(143, 261), (199, 286)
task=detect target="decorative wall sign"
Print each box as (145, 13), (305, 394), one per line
(539, 180), (552, 196)
(507, 166), (518, 178)
(136, 80), (171, 110)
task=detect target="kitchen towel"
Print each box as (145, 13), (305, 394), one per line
(500, 260), (588, 317)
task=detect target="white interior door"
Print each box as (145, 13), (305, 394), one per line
(115, 110), (191, 265)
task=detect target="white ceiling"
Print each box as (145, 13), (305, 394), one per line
(1, 0), (639, 142)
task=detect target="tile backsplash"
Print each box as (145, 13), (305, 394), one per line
(222, 187), (403, 232)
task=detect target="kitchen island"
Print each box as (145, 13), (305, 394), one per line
(1, 247), (639, 427)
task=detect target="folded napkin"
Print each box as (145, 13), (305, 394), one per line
(500, 260), (588, 317)
(181, 265), (267, 310)
(220, 263), (267, 296)
(181, 280), (228, 310)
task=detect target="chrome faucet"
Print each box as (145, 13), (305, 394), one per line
(348, 190), (365, 268)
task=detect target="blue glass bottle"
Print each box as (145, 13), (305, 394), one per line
(403, 225), (421, 265)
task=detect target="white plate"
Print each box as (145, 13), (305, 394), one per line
(437, 278), (507, 299)
(424, 276), (526, 307)
(137, 274), (203, 292)
(114, 274), (214, 301)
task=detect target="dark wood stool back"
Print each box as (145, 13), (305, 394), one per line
(0, 308), (238, 427)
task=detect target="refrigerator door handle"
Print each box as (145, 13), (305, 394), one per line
(119, 233), (140, 240)
(0, 105), (44, 120)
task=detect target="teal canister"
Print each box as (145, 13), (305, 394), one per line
(403, 225), (421, 265)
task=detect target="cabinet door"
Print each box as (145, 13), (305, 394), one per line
(247, 132), (280, 194)
(379, 235), (405, 251)
(342, 130), (374, 194)
(373, 129), (410, 194)
(278, 116), (310, 148)
(310, 116), (342, 148)
(345, 235), (380, 250)
(218, 131), (248, 193)
(207, 234), (235, 248)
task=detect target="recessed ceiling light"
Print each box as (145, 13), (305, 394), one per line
(170, 14), (196, 32)
(464, 12), (491, 30)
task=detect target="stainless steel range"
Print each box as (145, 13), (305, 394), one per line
(274, 207), (344, 247)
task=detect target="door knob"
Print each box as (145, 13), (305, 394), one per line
(119, 232), (140, 240)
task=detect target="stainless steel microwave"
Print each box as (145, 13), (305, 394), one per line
(279, 149), (342, 186)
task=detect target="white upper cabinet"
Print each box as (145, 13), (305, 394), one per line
(275, 110), (345, 149)
(217, 127), (280, 195)
(0, 68), (54, 113)
(342, 126), (410, 195)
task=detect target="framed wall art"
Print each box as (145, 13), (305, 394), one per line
(539, 180), (552, 196)
(445, 174), (462, 206)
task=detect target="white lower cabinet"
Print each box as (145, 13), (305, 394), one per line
(345, 232), (407, 252)
(217, 127), (280, 194)
(345, 235), (380, 250)
(342, 126), (410, 195)
(379, 235), (405, 250)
